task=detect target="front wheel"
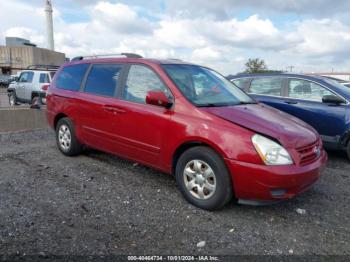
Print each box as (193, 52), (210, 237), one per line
(347, 142), (350, 160)
(8, 92), (17, 106)
(175, 146), (233, 210)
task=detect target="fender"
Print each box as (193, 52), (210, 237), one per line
(340, 129), (350, 147)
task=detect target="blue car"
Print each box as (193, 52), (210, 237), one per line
(229, 73), (350, 159)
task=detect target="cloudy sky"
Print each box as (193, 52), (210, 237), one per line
(1, 0), (350, 74)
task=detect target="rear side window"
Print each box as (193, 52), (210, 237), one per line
(232, 78), (251, 90)
(123, 65), (170, 104)
(56, 64), (89, 91)
(39, 73), (50, 83)
(249, 77), (282, 96)
(288, 79), (333, 102)
(84, 64), (122, 97)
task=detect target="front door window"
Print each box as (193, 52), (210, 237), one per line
(288, 79), (333, 102)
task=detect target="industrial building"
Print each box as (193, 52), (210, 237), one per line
(0, 37), (66, 75)
(0, 1), (64, 75)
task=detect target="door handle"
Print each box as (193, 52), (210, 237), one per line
(284, 101), (298, 105)
(103, 105), (126, 114)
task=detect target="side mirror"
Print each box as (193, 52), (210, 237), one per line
(146, 90), (173, 109)
(322, 95), (346, 105)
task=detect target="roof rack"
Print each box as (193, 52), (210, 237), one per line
(71, 53), (143, 61)
(27, 64), (60, 71)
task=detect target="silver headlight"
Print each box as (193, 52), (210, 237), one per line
(252, 134), (293, 165)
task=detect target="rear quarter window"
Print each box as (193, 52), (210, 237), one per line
(55, 64), (89, 91)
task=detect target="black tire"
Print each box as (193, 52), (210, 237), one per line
(347, 141), (350, 161)
(175, 146), (233, 210)
(8, 92), (18, 106)
(56, 117), (82, 156)
(30, 96), (42, 109)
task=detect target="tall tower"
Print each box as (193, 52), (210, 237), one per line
(45, 0), (55, 50)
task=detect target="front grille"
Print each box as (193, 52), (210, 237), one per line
(297, 140), (321, 166)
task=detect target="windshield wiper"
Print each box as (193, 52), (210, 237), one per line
(237, 101), (257, 105)
(197, 103), (232, 107)
(197, 101), (257, 107)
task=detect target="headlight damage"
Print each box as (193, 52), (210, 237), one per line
(252, 134), (293, 165)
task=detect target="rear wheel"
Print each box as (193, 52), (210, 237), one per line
(56, 117), (82, 156)
(30, 96), (42, 109)
(175, 146), (233, 210)
(347, 141), (350, 160)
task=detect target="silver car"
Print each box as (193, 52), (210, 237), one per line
(7, 69), (56, 107)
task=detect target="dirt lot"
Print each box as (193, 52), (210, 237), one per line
(0, 128), (349, 257)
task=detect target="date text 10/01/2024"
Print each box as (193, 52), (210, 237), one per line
(127, 255), (219, 261)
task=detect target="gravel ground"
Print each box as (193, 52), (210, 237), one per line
(0, 92), (10, 108)
(0, 129), (349, 257)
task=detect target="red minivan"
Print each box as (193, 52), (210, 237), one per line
(46, 54), (327, 210)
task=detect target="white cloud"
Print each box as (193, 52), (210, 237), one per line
(292, 19), (350, 57)
(191, 47), (223, 62)
(165, 0), (350, 19)
(91, 2), (155, 35)
(2, 0), (350, 74)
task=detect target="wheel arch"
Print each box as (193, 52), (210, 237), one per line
(54, 113), (68, 129)
(31, 92), (39, 99)
(171, 139), (228, 175)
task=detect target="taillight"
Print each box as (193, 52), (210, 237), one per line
(41, 84), (50, 92)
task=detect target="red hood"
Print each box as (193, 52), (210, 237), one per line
(201, 103), (318, 149)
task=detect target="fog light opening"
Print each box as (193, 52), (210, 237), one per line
(270, 189), (287, 197)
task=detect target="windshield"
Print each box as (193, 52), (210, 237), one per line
(322, 78), (350, 93)
(162, 64), (255, 107)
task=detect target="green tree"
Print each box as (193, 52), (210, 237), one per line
(244, 58), (268, 73)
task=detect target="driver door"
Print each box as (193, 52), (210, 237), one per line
(112, 64), (174, 169)
(16, 71), (34, 102)
(282, 78), (346, 144)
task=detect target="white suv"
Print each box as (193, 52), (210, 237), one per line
(7, 67), (56, 107)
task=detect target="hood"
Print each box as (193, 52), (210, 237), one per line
(201, 103), (318, 149)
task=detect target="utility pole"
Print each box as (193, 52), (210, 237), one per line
(286, 66), (295, 72)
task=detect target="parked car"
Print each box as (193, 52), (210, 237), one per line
(0, 74), (13, 88)
(229, 73), (350, 159)
(46, 54), (327, 210)
(7, 66), (57, 107)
